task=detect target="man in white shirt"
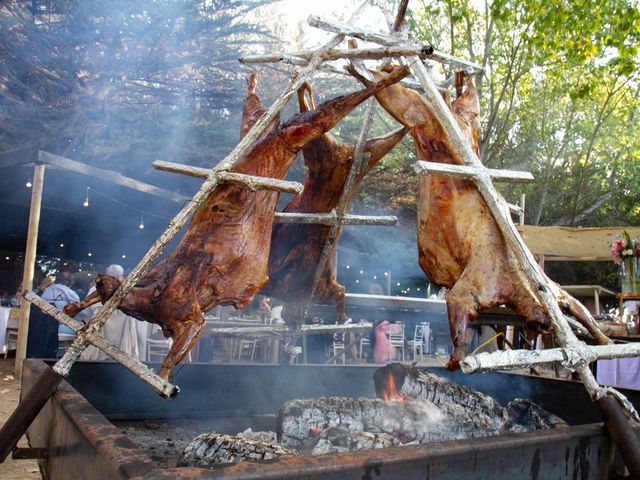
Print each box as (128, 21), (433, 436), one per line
(27, 272), (79, 358)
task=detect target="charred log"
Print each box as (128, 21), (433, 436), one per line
(374, 363), (568, 433)
(505, 398), (569, 432)
(373, 363), (507, 431)
(311, 427), (400, 454)
(277, 396), (501, 451)
(177, 433), (298, 467)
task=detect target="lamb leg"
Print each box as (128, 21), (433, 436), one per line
(63, 288), (102, 317)
(158, 313), (205, 381)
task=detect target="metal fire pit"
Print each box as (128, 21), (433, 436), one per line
(21, 358), (640, 479)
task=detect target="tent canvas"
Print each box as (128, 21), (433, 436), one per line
(517, 226), (640, 261)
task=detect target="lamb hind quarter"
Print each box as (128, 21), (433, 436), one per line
(348, 65), (610, 371)
(64, 66), (410, 380)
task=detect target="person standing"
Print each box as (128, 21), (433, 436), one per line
(27, 272), (79, 358)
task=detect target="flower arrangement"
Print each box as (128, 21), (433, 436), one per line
(611, 230), (640, 265)
(612, 230), (640, 293)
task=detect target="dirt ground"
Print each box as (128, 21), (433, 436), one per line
(0, 359), (42, 480)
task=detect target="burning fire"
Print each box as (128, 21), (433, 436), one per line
(380, 370), (406, 402)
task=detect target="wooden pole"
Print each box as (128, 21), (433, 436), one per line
(15, 164), (45, 379)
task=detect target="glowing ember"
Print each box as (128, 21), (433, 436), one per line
(380, 371), (406, 402)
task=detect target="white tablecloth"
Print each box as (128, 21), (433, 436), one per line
(0, 307), (18, 354)
(597, 356), (640, 389)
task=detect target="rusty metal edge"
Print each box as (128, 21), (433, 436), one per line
(23, 359), (157, 479)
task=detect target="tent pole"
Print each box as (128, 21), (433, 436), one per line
(15, 163), (45, 379)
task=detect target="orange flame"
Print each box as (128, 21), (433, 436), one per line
(380, 370), (406, 402)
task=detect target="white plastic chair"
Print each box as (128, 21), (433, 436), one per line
(406, 323), (428, 361)
(358, 336), (371, 358)
(331, 333), (346, 365)
(4, 329), (18, 359)
(58, 332), (76, 357)
(388, 323), (405, 361)
(146, 338), (191, 363)
(235, 339), (257, 361)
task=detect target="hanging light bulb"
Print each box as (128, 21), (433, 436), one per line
(83, 186), (90, 207)
(121, 254), (126, 259)
(139, 211), (145, 229)
(26, 180), (32, 188)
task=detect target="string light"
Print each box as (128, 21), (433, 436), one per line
(346, 265), (350, 269)
(83, 186), (90, 207)
(121, 254), (126, 259)
(359, 270), (364, 275)
(59, 243), (64, 248)
(139, 211), (145, 229)
(396, 282), (400, 286)
(355, 279), (359, 283)
(87, 252), (92, 257)
(384, 272), (389, 277)
(4, 256), (10, 261)
(373, 275), (377, 280)
(25, 180), (32, 188)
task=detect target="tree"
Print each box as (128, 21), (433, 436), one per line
(0, 0), (271, 177)
(403, 0), (640, 228)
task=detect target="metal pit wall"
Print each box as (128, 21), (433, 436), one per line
(22, 358), (640, 479)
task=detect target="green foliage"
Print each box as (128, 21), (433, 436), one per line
(404, 0), (640, 230)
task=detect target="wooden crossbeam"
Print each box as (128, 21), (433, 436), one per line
(25, 292), (178, 398)
(241, 45), (438, 64)
(462, 342), (640, 375)
(414, 160), (534, 183)
(307, 15), (484, 73)
(152, 160), (304, 195)
(39, 150), (189, 203)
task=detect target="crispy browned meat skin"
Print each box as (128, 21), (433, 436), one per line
(262, 84), (407, 327)
(65, 67), (409, 379)
(350, 66), (610, 371)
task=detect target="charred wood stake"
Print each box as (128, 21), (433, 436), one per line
(177, 433), (299, 467)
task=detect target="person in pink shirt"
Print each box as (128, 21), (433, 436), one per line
(374, 320), (396, 363)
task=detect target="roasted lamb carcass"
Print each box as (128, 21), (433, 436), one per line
(64, 67), (409, 380)
(348, 65), (610, 370)
(261, 82), (407, 327)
